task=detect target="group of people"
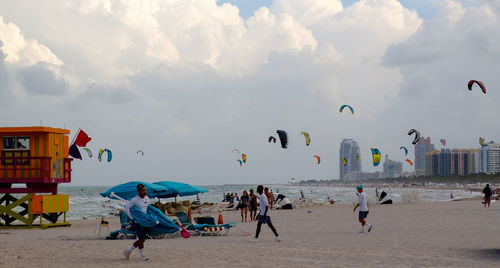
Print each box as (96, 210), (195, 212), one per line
(121, 183), (373, 261)
(227, 187), (294, 222)
(226, 187), (275, 222)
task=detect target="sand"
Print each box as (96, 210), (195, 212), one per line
(1, 199), (499, 267)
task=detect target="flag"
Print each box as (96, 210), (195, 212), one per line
(74, 129), (92, 147)
(69, 143), (82, 160)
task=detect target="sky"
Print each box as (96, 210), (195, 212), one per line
(0, 0), (498, 186)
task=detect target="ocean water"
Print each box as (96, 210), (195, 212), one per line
(57, 185), (482, 220)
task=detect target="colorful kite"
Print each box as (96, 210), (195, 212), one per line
(371, 148), (381, 166)
(301, 132), (311, 146)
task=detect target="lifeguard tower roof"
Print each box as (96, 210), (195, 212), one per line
(0, 126), (70, 134)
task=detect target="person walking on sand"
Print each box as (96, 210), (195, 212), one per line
(482, 184), (492, 208)
(249, 185), (281, 242)
(353, 185), (372, 233)
(249, 189), (258, 221)
(264, 187), (273, 208)
(239, 190), (249, 222)
(122, 183), (151, 261)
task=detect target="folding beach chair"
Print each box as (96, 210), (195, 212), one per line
(107, 211), (136, 239)
(175, 211), (236, 236)
(95, 216), (110, 238)
(108, 211), (180, 239)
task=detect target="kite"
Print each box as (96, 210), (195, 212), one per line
(339, 104), (354, 114)
(83, 148), (92, 158)
(479, 137), (485, 146)
(232, 149), (240, 155)
(98, 149), (104, 162)
(104, 149), (112, 162)
(268, 136), (276, 143)
(237, 160), (242, 167)
(408, 129), (421, 145)
(440, 139), (446, 146)
(301, 132), (311, 146)
(242, 154), (247, 163)
(313, 155), (321, 164)
(405, 159), (413, 166)
(371, 148), (381, 167)
(276, 130), (288, 149)
(468, 80), (486, 94)
(400, 146), (408, 156)
(342, 157), (347, 166)
(137, 150), (144, 156)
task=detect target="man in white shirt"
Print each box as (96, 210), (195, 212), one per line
(353, 185), (372, 233)
(249, 185), (281, 242)
(123, 183), (151, 261)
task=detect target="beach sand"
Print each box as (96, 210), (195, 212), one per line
(1, 199), (499, 267)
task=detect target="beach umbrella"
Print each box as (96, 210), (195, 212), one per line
(153, 181), (207, 198)
(100, 181), (170, 200)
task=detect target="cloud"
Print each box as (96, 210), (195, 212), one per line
(1, 0), (499, 184)
(17, 63), (68, 95)
(0, 16), (62, 67)
(379, 0), (500, 154)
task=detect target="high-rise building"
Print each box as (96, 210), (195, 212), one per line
(425, 150), (440, 176)
(480, 142), (500, 173)
(451, 149), (469, 176)
(469, 149), (480, 174)
(382, 155), (402, 178)
(339, 139), (362, 180)
(439, 149), (451, 176)
(415, 137), (434, 176)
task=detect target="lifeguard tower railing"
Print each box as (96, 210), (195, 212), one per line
(0, 156), (72, 193)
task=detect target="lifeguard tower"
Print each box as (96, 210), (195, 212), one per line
(0, 127), (72, 228)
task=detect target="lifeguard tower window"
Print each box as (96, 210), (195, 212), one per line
(2, 137), (30, 150)
(2, 137), (30, 165)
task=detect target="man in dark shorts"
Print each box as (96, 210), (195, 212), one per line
(483, 184), (492, 208)
(353, 185), (372, 233)
(249, 185), (281, 242)
(123, 184), (151, 261)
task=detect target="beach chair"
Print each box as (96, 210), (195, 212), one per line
(95, 216), (110, 238)
(107, 211), (137, 239)
(108, 210), (180, 239)
(175, 211), (236, 236)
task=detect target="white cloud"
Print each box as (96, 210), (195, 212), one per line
(1, 0), (499, 184)
(0, 16), (62, 67)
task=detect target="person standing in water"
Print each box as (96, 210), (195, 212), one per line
(249, 185), (281, 242)
(123, 183), (151, 261)
(353, 185), (372, 233)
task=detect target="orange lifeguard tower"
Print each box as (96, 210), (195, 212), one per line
(0, 126), (72, 228)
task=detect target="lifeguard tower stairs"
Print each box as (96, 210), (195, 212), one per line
(0, 127), (72, 228)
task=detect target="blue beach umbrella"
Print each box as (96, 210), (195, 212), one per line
(100, 181), (170, 200)
(153, 181), (207, 198)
